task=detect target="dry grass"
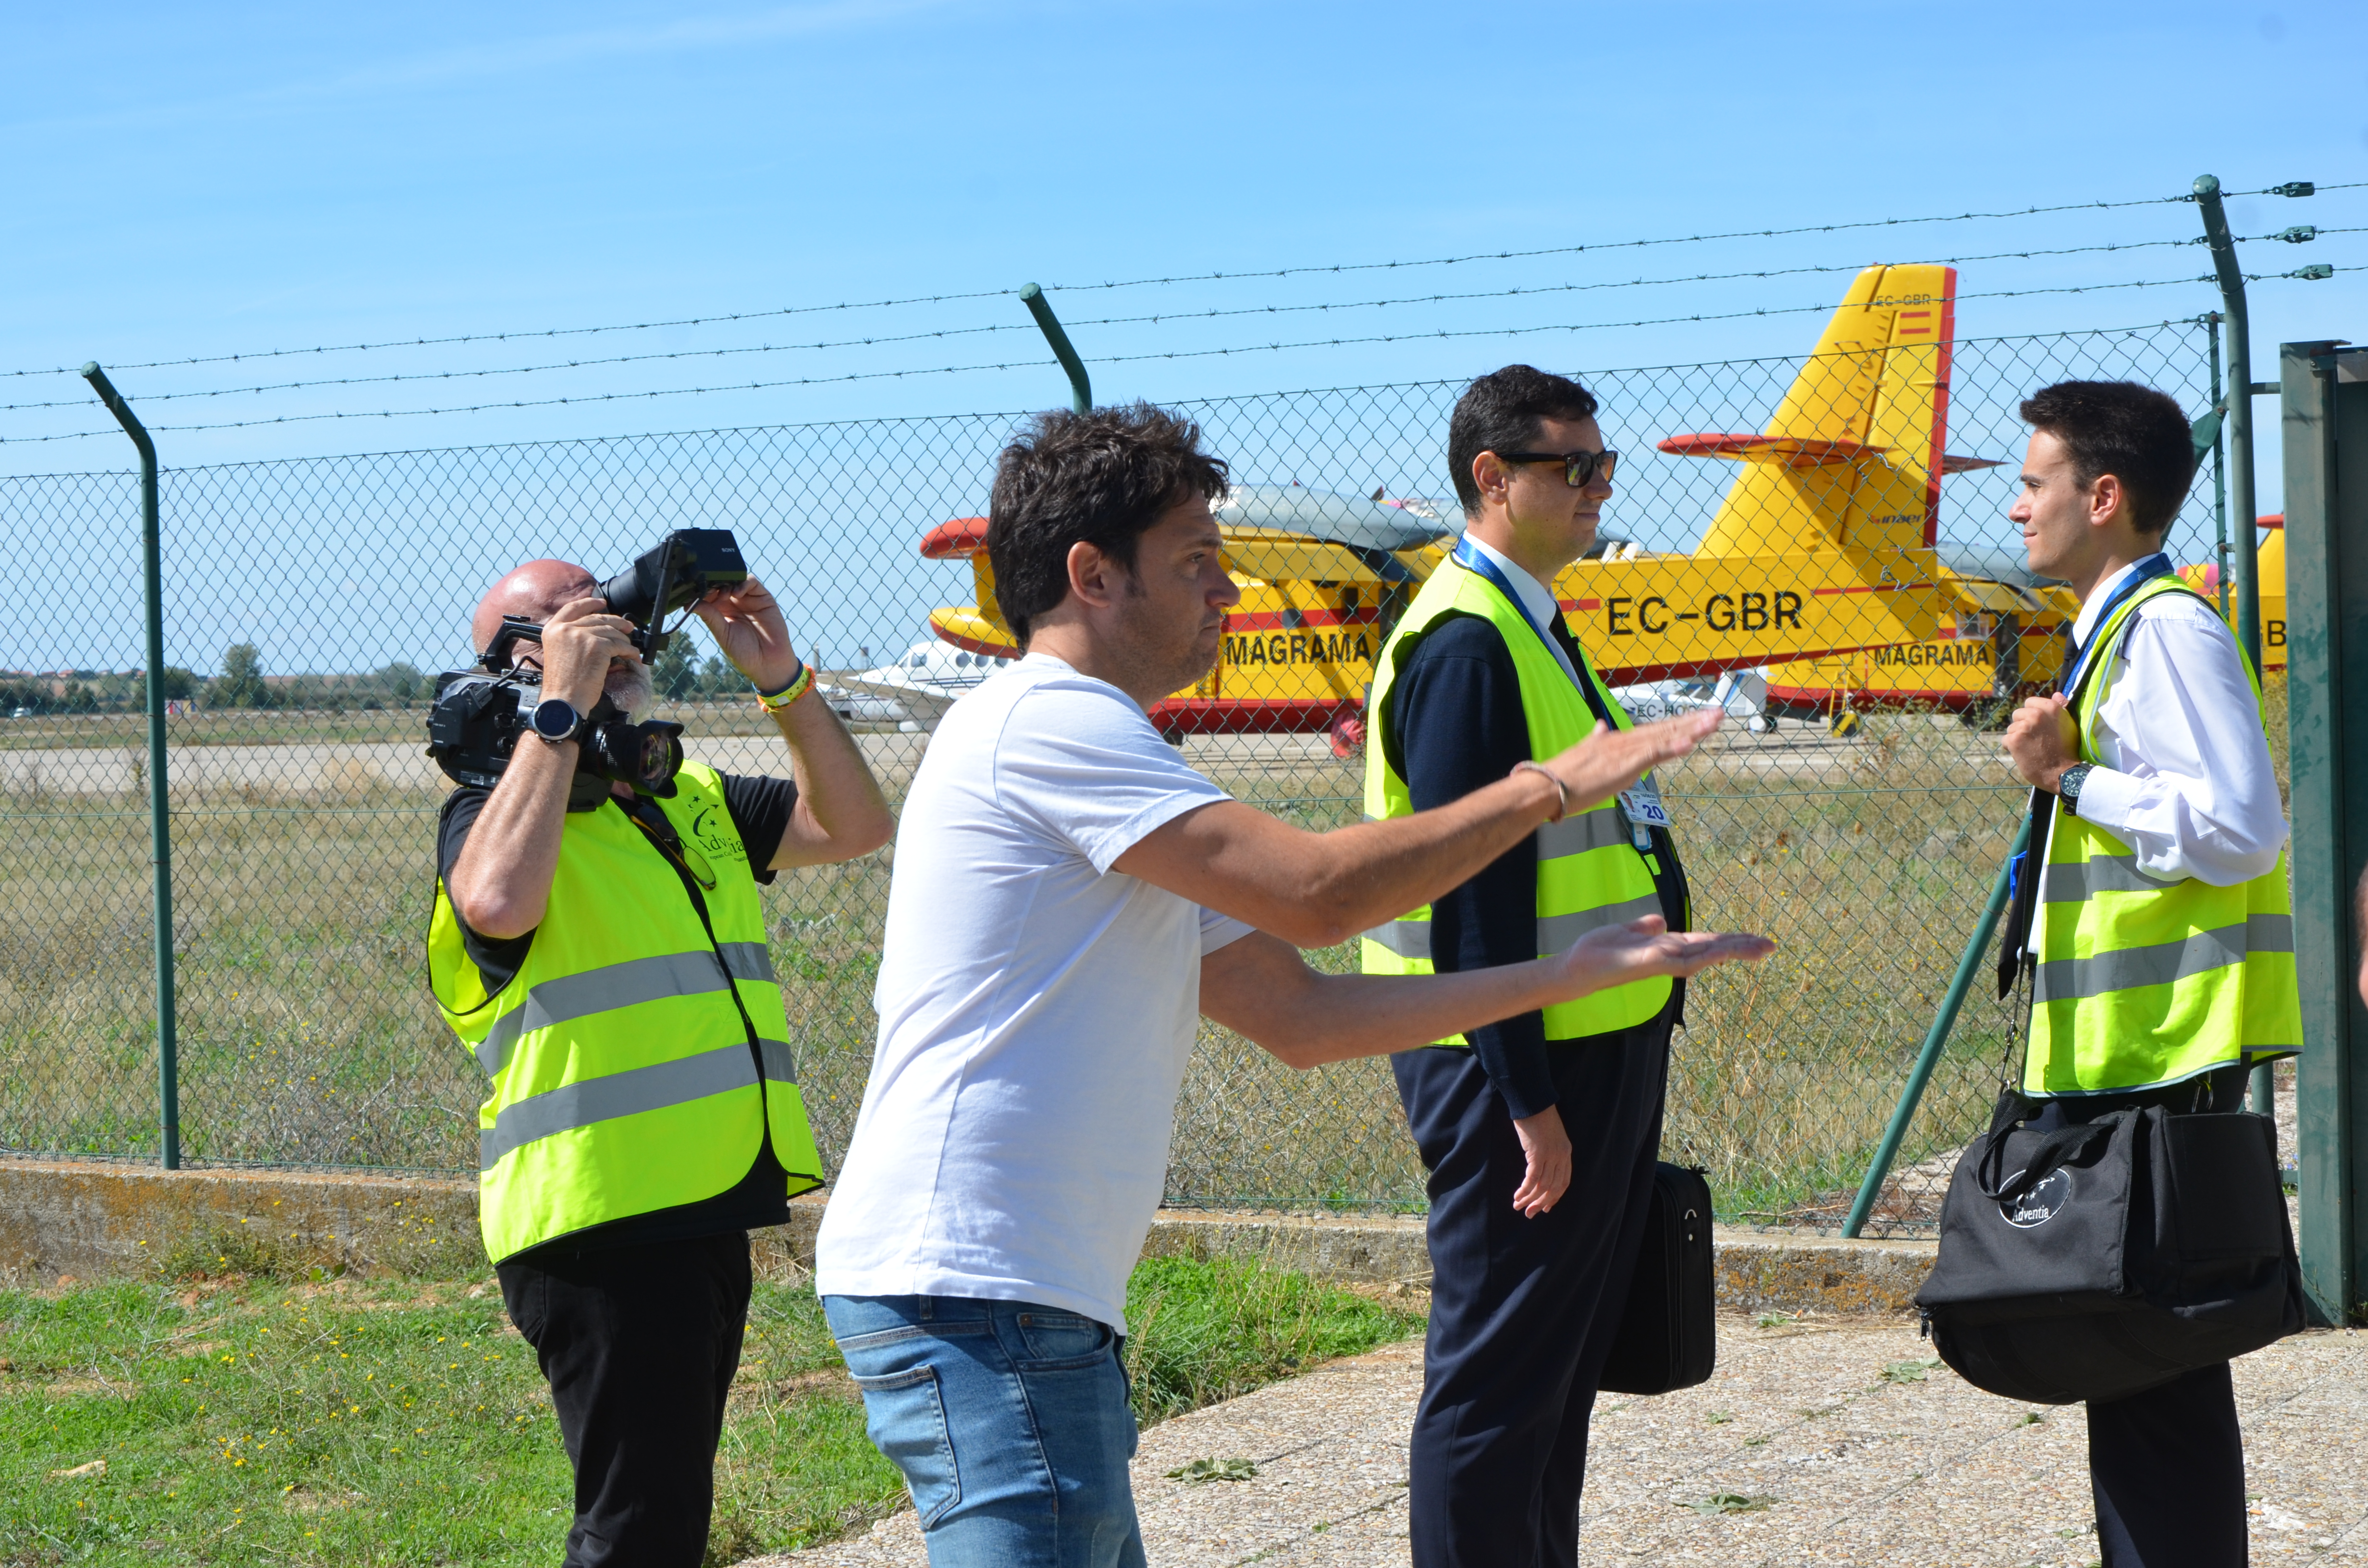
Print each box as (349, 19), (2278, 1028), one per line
(0, 679), (2293, 1235)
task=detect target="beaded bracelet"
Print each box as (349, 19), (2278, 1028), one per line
(756, 662), (814, 712)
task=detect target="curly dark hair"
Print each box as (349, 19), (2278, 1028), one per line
(2018, 380), (2196, 538)
(986, 402), (1231, 642)
(1447, 365), (1602, 517)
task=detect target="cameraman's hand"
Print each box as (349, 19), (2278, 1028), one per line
(1539, 710), (1719, 816)
(696, 577), (801, 692)
(541, 597), (641, 712)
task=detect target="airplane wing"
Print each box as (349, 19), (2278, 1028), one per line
(1213, 484), (1449, 553)
(815, 675), (962, 721)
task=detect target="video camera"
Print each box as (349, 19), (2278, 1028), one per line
(425, 529), (749, 808)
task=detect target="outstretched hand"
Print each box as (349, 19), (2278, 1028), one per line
(1551, 915), (1774, 997)
(1540, 710), (1719, 816)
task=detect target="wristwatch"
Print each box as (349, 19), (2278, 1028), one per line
(2057, 762), (2094, 818)
(529, 697), (589, 748)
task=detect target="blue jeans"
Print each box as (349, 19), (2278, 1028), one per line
(824, 1294), (1145, 1568)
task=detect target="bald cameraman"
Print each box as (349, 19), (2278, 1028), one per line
(431, 558), (891, 1568)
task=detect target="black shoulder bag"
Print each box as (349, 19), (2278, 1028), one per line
(1599, 1162), (1717, 1395)
(1915, 1092), (2300, 1404)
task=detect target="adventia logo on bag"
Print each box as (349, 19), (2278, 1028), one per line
(1998, 1167), (2071, 1228)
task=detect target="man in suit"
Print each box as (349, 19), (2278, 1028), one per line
(1363, 365), (1692, 1567)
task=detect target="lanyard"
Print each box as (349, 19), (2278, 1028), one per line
(1449, 538), (1621, 731)
(2060, 553), (2173, 699)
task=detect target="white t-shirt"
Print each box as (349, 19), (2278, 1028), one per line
(813, 653), (1252, 1329)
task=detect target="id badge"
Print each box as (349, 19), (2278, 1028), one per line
(1618, 774), (1672, 850)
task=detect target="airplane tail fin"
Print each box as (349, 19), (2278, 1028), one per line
(1665, 264), (1958, 557)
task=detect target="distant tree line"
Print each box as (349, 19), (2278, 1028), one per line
(1, 643), (432, 716)
(4, 636), (773, 719)
(651, 639), (758, 702)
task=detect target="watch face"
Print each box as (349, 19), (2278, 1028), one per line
(530, 699), (580, 741)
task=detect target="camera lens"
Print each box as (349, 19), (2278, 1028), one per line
(637, 727), (683, 788)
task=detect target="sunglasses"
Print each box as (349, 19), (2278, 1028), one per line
(1494, 448), (1618, 488)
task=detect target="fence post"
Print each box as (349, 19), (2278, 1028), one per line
(79, 363), (180, 1172)
(2282, 337), (2368, 1324)
(1019, 283), (1093, 414)
(1843, 813), (2033, 1237)
(2208, 313), (2232, 617)
(2193, 174), (2280, 1118)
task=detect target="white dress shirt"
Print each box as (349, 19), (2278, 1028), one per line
(2050, 558), (2287, 887)
(1459, 533), (1583, 688)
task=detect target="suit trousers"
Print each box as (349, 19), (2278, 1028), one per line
(2025, 1066), (2251, 1568)
(1392, 1017), (1670, 1568)
(497, 1229), (753, 1568)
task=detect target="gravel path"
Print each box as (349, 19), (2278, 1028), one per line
(749, 1312), (2368, 1567)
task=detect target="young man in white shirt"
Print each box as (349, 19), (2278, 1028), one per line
(814, 402), (1773, 1568)
(2000, 380), (2300, 1568)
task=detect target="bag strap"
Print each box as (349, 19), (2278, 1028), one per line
(1973, 1115), (2119, 1202)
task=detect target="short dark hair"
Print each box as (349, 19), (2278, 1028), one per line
(1447, 365), (1602, 517)
(2018, 380), (2196, 538)
(987, 402), (1231, 643)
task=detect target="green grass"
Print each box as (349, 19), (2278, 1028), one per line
(0, 1257), (1422, 1568)
(1122, 1257), (1423, 1423)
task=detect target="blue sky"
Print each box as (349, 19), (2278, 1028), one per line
(3, 1), (2363, 669)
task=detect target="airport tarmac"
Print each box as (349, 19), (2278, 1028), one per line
(0, 717), (1957, 798)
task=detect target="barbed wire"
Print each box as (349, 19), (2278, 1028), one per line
(10, 182), (2356, 383)
(9, 231), (2361, 415)
(12, 269), (2333, 446)
(1036, 192), (2362, 291)
(0, 317), (2235, 464)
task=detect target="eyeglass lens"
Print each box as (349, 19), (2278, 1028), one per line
(1566, 450), (1617, 487)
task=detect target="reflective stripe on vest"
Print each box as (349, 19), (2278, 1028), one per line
(1361, 557), (1672, 1043)
(2022, 576), (2303, 1095)
(428, 761), (825, 1260)
(473, 943), (778, 1077)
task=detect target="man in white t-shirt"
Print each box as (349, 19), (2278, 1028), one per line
(814, 402), (1772, 1568)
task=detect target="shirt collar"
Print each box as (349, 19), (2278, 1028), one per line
(2071, 559), (2145, 648)
(1458, 532), (1564, 634)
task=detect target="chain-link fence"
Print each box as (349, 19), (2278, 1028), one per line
(0, 317), (2238, 1234)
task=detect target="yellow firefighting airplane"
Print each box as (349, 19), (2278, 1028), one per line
(905, 264), (2107, 743)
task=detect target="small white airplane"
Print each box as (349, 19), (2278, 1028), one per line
(1610, 667), (1772, 733)
(819, 639), (1018, 731)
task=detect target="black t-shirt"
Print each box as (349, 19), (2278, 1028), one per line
(439, 773), (801, 1261)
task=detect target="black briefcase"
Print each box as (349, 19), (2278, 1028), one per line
(1916, 1102), (2302, 1405)
(1598, 1162), (1717, 1395)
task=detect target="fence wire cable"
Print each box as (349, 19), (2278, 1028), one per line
(15, 234), (2362, 414)
(11, 181), (2356, 382)
(7, 268), (2346, 444)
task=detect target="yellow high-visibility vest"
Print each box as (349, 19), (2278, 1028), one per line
(428, 761), (823, 1261)
(1361, 556), (1674, 1042)
(2024, 576), (2301, 1095)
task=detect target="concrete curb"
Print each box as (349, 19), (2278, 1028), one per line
(0, 1160), (1933, 1314)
